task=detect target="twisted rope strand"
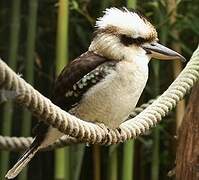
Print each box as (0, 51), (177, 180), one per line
(0, 98), (154, 151)
(0, 45), (199, 148)
(0, 135), (80, 151)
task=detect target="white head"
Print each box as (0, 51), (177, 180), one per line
(96, 7), (157, 40)
(89, 7), (185, 63)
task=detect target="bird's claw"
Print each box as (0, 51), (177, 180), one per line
(95, 122), (110, 134)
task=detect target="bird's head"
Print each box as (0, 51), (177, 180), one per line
(89, 7), (185, 63)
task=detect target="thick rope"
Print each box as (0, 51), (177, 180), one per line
(0, 99), (155, 151)
(0, 135), (79, 151)
(0, 45), (199, 147)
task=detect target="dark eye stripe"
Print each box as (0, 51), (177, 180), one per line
(120, 35), (147, 46)
(120, 35), (134, 46)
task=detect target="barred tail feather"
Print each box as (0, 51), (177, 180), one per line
(5, 145), (39, 179)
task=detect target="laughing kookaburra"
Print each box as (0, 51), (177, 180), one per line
(6, 7), (185, 179)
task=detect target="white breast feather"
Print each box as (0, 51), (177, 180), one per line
(41, 53), (150, 148)
(70, 59), (149, 129)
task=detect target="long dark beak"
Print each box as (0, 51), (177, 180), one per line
(142, 42), (186, 62)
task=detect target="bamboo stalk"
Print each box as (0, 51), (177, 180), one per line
(19, 1), (38, 179)
(55, 0), (69, 180)
(55, 0), (68, 73)
(122, 140), (134, 180)
(167, 0), (185, 131)
(151, 130), (160, 179)
(93, 145), (101, 180)
(121, 1), (137, 180)
(151, 5), (169, 179)
(0, 0), (21, 179)
(70, 145), (85, 180)
(22, 0), (38, 137)
(108, 145), (118, 180)
(151, 9), (163, 180)
(151, 61), (160, 180)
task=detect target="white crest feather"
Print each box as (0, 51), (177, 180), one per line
(96, 7), (156, 38)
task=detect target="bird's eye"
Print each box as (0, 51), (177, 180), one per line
(120, 35), (146, 46)
(135, 37), (146, 44)
(120, 34), (134, 46)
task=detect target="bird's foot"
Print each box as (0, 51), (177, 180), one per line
(94, 122), (110, 142)
(95, 122), (110, 134)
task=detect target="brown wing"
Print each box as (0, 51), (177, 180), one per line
(33, 51), (114, 137)
(51, 51), (110, 110)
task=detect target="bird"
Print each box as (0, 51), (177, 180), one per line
(5, 7), (186, 179)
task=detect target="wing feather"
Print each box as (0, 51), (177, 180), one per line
(33, 51), (114, 137)
(52, 51), (112, 110)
